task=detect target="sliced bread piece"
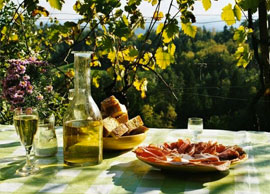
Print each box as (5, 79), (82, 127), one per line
(101, 95), (127, 117)
(125, 115), (144, 134)
(116, 113), (129, 123)
(103, 117), (120, 137)
(111, 123), (129, 139)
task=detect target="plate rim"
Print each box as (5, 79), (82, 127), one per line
(136, 153), (248, 172)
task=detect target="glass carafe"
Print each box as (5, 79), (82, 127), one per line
(63, 52), (103, 166)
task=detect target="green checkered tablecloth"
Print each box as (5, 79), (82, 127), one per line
(1, 125), (270, 194)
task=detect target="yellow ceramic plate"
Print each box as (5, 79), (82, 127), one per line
(103, 132), (147, 150)
(136, 153), (248, 172)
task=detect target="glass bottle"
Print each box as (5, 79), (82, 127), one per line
(63, 52), (103, 166)
(34, 113), (58, 157)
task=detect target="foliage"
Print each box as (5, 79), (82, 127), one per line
(0, 0), (269, 130)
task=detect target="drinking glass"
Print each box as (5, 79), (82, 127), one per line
(13, 107), (40, 176)
(188, 117), (203, 142)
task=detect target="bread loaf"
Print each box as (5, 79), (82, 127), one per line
(103, 117), (120, 137)
(101, 96), (127, 118)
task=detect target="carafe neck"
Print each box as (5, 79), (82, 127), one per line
(73, 52), (92, 96)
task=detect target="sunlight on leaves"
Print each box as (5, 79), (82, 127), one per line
(202, 0), (211, 11)
(9, 33), (18, 41)
(153, 11), (164, 21)
(133, 78), (148, 98)
(155, 47), (173, 69)
(47, 0), (64, 10)
(145, 0), (158, 6)
(66, 69), (75, 78)
(182, 22), (197, 38)
(0, 26), (7, 41)
(156, 23), (164, 35)
(221, 3), (236, 26)
(92, 75), (101, 88)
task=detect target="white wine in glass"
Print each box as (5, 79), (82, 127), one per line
(14, 108), (40, 176)
(188, 117), (203, 142)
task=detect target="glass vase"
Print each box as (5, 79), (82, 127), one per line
(63, 51), (103, 166)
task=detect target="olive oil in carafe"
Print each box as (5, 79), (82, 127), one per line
(63, 120), (103, 166)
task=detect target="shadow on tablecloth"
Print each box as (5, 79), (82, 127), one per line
(107, 159), (230, 193)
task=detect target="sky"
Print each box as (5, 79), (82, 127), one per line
(36, 0), (257, 31)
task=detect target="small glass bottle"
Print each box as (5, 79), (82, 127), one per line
(63, 52), (103, 166)
(34, 113), (58, 157)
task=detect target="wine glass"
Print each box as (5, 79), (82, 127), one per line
(13, 107), (40, 176)
(188, 117), (203, 142)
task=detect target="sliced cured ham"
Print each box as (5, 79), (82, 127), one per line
(134, 139), (247, 171)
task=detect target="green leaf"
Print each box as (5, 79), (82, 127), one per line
(155, 47), (173, 69)
(64, 21), (77, 27)
(221, 3), (236, 26)
(182, 22), (197, 38)
(233, 4), (242, 21)
(168, 43), (176, 56)
(162, 31), (172, 43)
(233, 26), (246, 43)
(47, 0), (64, 10)
(166, 23), (179, 39)
(137, 33), (144, 40)
(238, 0), (259, 13)
(234, 43), (253, 68)
(145, 0), (158, 6)
(0, 26), (7, 41)
(202, 0), (211, 11)
(115, 9), (123, 17)
(122, 15), (129, 26)
(156, 23), (164, 35)
(0, 0), (4, 10)
(9, 33), (18, 41)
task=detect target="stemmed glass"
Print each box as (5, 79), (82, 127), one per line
(13, 107), (40, 176)
(188, 117), (203, 142)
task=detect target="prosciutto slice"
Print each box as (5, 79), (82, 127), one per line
(134, 139), (246, 171)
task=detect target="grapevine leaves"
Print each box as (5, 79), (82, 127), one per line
(202, 0), (211, 11)
(0, 0), (4, 10)
(237, 0), (259, 13)
(233, 26), (253, 68)
(133, 78), (148, 98)
(155, 43), (176, 69)
(233, 4), (242, 21)
(182, 22), (197, 38)
(221, 3), (242, 26)
(221, 4), (236, 25)
(47, 0), (65, 10)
